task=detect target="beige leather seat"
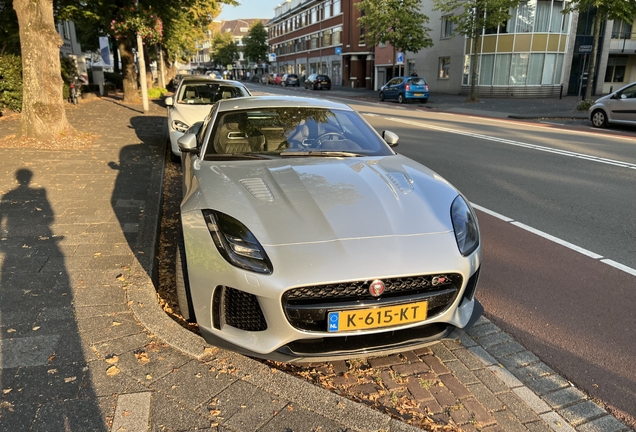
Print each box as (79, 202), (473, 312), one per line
(217, 122), (265, 154)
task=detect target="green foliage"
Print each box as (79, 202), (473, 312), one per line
(0, 2), (20, 55)
(147, 87), (168, 98)
(110, 5), (163, 44)
(433, 0), (521, 39)
(212, 31), (239, 68)
(0, 54), (23, 113)
(576, 99), (594, 111)
(60, 56), (79, 84)
(356, 0), (433, 55)
(564, 0), (636, 22)
(244, 21), (269, 65)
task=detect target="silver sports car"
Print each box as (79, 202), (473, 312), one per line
(176, 96), (482, 362)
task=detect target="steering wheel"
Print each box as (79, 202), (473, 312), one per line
(315, 132), (344, 148)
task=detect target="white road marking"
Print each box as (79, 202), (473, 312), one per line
(472, 203), (636, 277)
(384, 117), (636, 170)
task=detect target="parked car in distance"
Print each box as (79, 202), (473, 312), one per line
(282, 74), (300, 87)
(175, 95), (483, 362)
(205, 70), (223, 80)
(589, 81), (636, 128)
(164, 78), (251, 163)
(380, 76), (429, 104)
(305, 74), (331, 90)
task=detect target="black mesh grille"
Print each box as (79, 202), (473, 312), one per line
(284, 274), (462, 303)
(282, 274), (462, 332)
(223, 287), (267, 331)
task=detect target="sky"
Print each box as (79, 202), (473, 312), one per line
(218, 0), (281, 21)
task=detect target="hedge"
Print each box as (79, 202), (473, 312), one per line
(0, 54), (23, 114)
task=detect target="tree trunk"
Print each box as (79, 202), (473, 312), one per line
(585, 12), (602, 101)
(113, 42), (120, 74)
(13, 0), (74, 139)
(144, 44), (154, 90)
(468, 32), (480, 102)
(391, 45), (396, 78)
(119, 38), (138, 103)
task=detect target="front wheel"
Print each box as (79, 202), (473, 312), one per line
(591, 109), (607, 128)
(176, 234), (195, 322)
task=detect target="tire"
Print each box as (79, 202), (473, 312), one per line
(398, 93), (405, 104)
(168, 138), (180, 163)
(176, 234), (195, 322)
(379, 91), (385, 101)
(591, 109), (607, 128)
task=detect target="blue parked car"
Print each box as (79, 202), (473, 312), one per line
(379, 76), (429, 104)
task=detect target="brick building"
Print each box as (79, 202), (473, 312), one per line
(267, 0), (374, 89)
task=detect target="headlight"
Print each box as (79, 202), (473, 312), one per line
(172, 120), (189, 133)
(450, 195), (480, 256)
(202, 210), (273, 274)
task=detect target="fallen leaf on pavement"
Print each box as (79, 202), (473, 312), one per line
(106, 366), (120, 376)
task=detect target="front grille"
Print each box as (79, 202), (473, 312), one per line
(214, 286), (267, 332)
(282, 274), (462, 332)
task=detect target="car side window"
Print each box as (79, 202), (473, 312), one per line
(619, 84), (636, 99)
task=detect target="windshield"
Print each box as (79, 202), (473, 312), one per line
(408, 78), (426, 85)
(177, 83), (249, 105)
(204, 107), (394, 158)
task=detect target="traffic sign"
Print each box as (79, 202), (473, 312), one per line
(268, 53), (277, 62)
(396, 52), (404, 65)
(579, 45), (592, 53)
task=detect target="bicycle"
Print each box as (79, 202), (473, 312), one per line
(68, 79), (81, 104)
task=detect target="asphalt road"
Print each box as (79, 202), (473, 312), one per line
(250, 84), (636, 425)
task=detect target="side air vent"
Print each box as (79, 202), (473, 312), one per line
(239, 178), (274, 202)
(386, 173), (414, 194)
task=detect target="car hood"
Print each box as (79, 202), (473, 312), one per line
(185, 155), (460, 246)
(171, 103), (214, 126)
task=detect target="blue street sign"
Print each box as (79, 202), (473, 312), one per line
(396, 52), (404, 65)
(335, 47), (342, 55)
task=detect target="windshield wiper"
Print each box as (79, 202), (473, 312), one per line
(280, 150), (363, 158)
(204, 153), (276, 161)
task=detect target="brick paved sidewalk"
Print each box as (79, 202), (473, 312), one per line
(0, 96), (627, 432)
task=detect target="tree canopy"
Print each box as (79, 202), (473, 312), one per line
(433, 0), (521, 101)
(243, 21), (268, 68)
(211, 30), (239, 69)
(356, 0), (433, 76)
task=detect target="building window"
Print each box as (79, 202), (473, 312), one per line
(323, 31), (331, 47)
(359, 10), (365, 45)
(441, 15), (453, 39)
(311, 34), (317, 49)
(612, 20), (633, 39)
(333, 27), (342, 45)
(324, 0), (332, 19)
(312, 7), (317, 23)
(439, 57), (450, 79)
(334, 0), (341, 15)
(605, 55), (628, 82)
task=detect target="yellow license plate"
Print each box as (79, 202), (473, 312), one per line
(327, 301), (428, 332)
(414, 93), (423, 96)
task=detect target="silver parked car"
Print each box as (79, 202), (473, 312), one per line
(165, 78), (251, 162)
(589, 81), (636, 128)
(176, 96), (482, 362)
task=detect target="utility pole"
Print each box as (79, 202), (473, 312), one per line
(136, 0), (149, 112)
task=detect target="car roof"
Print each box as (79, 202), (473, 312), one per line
(216, 96), (353, 112)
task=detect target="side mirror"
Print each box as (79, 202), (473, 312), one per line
(165, 96), (174, 106)
(620, 93), (627, 99)
(177, 133), (198, 153)
(382, 130), (399, 147)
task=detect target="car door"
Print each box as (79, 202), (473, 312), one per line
(608, 83), (636, 123)
(385, 78), (402, 99)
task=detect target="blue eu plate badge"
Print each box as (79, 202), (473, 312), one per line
(328, 312), (339, 332)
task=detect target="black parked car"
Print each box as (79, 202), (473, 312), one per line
(282, 74), (300, 87)
(305, 74), (331, 90)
